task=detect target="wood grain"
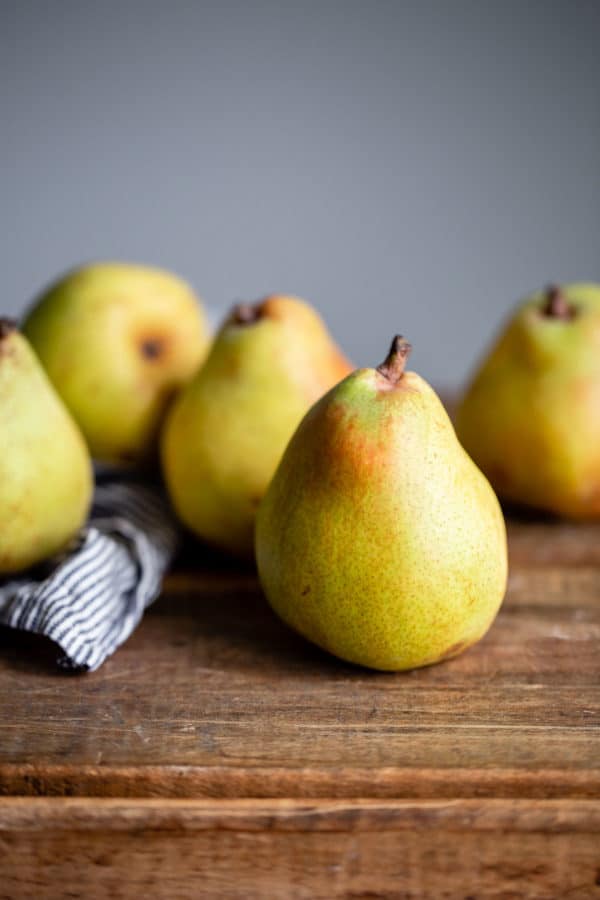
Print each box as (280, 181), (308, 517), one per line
(1, 518), (599, 897)
(2, 549), (597, 780)
(2, 763), (600, 800)
(1, 798), (600, 900)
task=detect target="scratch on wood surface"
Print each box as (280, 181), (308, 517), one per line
(133, 725), (149, 745)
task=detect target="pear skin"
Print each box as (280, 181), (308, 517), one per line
(255, 337), (507, 671)
(0, 321), (93, 574)
(161, 295), (352, 558)
(23, 262), (210, 465)
(456, 283), (600, 519)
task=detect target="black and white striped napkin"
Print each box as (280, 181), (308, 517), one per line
(0, 471), (179, 671)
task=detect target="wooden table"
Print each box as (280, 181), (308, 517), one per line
(1, 519), (599, 898)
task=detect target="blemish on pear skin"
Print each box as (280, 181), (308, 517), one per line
(140, 338), (165, 360)
(301, 585), (311, 596)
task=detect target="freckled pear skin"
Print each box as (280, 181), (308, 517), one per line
(255, 337), (507, 672)
(23, 262), (210, 465)
(161, 295), (352, 559)
(0, 322), (93, 575)
(456, 284), (600, 519)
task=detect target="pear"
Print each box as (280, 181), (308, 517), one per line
(23, 262), (210, 465)
(0, 321), (93, 575)
(161, 295), (352, 558)
(456, 283), (600, 519)
(255, 336), (507, 671)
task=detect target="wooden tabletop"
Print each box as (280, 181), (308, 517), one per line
(1, 517), (599, 898)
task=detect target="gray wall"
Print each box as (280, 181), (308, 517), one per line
(3, 0), (599, 386)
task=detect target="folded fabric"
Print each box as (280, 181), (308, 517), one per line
(0, 472), (179, 671)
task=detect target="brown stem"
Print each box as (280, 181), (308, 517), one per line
(0, 319), (17, 340)
(376, 335), (412, 384)
(542, 285), (575, 320)
(230, 302), (262, 325)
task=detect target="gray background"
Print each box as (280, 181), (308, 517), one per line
(2, 0), (599, 387)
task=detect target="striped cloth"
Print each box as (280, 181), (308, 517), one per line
(0, 472), (179, 671)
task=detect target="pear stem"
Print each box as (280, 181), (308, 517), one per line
(542, 285), (575, 320)
(376, 335), (412, 384)
(231, 302), (262, 325)
(0, 319), (16, 340)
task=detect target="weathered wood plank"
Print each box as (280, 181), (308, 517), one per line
(0, 527), (598, 789)
(1, 798), (599, 900)
(2, 764), (600, 800)
(1, 518), (599, 896)
(0, 522), (600, 797)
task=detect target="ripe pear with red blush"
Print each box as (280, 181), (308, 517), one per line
(255, 336), (507, 671)
(456, 283), (600, 518)
(161, 295), (352, 559)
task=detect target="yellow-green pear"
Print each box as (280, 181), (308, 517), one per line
(23, 262), (210, 465)
(456, 283), (600, 519)
(161, 295), (352, 558)
(0, 321), (93, 574)
(255, 336), (507, 671)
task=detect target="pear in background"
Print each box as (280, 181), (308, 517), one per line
(456, 283), (600, 519)
(161, 295), (352, 558)
(23, 262), (210, 465)
(0, 321), (93, 574)
(255, 336), (507, 671)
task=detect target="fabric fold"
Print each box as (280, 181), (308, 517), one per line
(0, 476), (179, 671)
